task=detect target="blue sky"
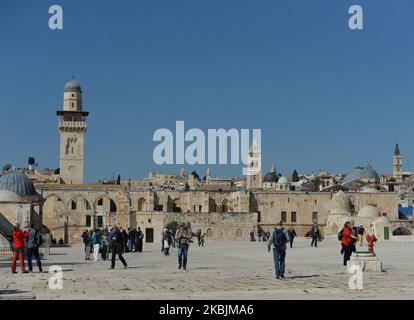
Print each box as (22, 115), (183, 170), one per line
(1, 0), (414, 182)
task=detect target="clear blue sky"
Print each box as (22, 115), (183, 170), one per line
(1, 0), (414, 182)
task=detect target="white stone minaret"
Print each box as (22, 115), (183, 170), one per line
(246, 139), (262, 189)
(393, 143), (402, 182)
(57, 78), (89, 184)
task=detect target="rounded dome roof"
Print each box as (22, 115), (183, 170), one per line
(0, 171), (37, 196)
(358, 205), (380, 219)
(343, 166), (379, 183)
(64, 79), (82, 92)
(263, 171), (278, 183)
(278, 176), (289, 184)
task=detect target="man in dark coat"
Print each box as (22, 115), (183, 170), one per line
(136, 227), (144, 253)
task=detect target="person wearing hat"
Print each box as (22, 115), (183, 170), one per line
(267, 221), (290, 279)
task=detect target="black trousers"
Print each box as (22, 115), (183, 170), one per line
(101, 245), (108, 260)
(27, 247), (42, 271)
(137, 239), (143, 253)
(343, 244), (353, 266)
(111, 242), (127, 268)
(311, 236), (318, 247)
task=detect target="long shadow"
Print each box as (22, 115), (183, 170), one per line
(0, 290), (29, 295)
(288, 275), (321, 279)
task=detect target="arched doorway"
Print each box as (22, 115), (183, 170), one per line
(138, 197), (147, 211)
(206, 228), (213, 237)
(393, 226), (412, 236)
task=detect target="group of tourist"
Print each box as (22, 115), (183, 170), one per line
(6, 218), (374, 279)
(81, 226), (145, 268)
(7, 223), (43, 274)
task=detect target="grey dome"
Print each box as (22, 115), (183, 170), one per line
(263, 171), (278, 183)
(0, 171), (37, 196)
(343, 166), (379, 184)
(64, 79), (82, 92)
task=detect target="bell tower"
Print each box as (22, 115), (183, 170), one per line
(246, 139), (262, 189)
(57, 78), (89, 184)
(393, 143), (402, 182)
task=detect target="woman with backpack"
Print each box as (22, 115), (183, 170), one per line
(339, 221), (357, 266)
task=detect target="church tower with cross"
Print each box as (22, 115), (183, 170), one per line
(392, 143), (402, 182)
(57, 78), (89, 184)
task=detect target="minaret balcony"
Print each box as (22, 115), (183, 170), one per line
(58, 120), (87, 130)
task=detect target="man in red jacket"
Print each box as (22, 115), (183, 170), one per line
(341, 221), (357, 266)
(11, 223), (29, 274)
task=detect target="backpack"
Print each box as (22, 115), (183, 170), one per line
(272, 228), (286, 249)
(338, 228), (344, 241)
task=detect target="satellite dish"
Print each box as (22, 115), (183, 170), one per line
(2, 164), (12, 171)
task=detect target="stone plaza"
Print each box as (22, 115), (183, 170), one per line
(1, 237), (413, 300)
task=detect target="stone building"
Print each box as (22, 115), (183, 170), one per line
(1, 79), (410, 245)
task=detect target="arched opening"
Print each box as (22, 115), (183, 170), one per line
(235, 229), (243, 238)
(94, 196), (117, 228)
(43, 194), (67, 243)
(173, 198), (181, 213)
(206, 228), (213, 237)
(221, 199), (229, 212)
(138, 197), (147, 211)
(393, 226), (412, 236)
(209, 198), (217, 212)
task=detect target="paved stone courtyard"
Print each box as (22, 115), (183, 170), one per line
(1, 237), (414, 300)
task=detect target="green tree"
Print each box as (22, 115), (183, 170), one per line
(292, 169), (300, 182)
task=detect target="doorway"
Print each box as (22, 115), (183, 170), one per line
(145, 228), (154, 243)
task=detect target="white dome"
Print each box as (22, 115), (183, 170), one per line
(278, 176), (288, 184)
(358, 205), (380, 219)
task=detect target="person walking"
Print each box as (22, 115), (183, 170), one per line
(163, 229), (172, 256)
(357, 225), (365, 246)
(101, 229), (109, 261)
(26, 223), (43, 273)
(11, 224), (29, 274)
(136, 227), (144, 253)
(120, 228), (129, 253)
(267, 221), (290, 280)
(128, 228), (137, 252)
(310, 223), (320, 247)
(109, 226), (128, 269)
(92, 229), (101, 262)
(287, 227), (297, 248)
(201, 233), (206, 247)
(339, 221), (357, 266)
(196, 229), (202, 247)
(176, 224), (192, 270)
(83, 229), (93, 260)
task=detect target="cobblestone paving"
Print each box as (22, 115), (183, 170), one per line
(1, 238), (413, 300)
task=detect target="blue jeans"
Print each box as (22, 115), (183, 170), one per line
(127, 240), (132, 252)
(178, 244), (188, 269)
(273, 248), (286, 277)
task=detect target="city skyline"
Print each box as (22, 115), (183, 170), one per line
(1, 1), (414, 182)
